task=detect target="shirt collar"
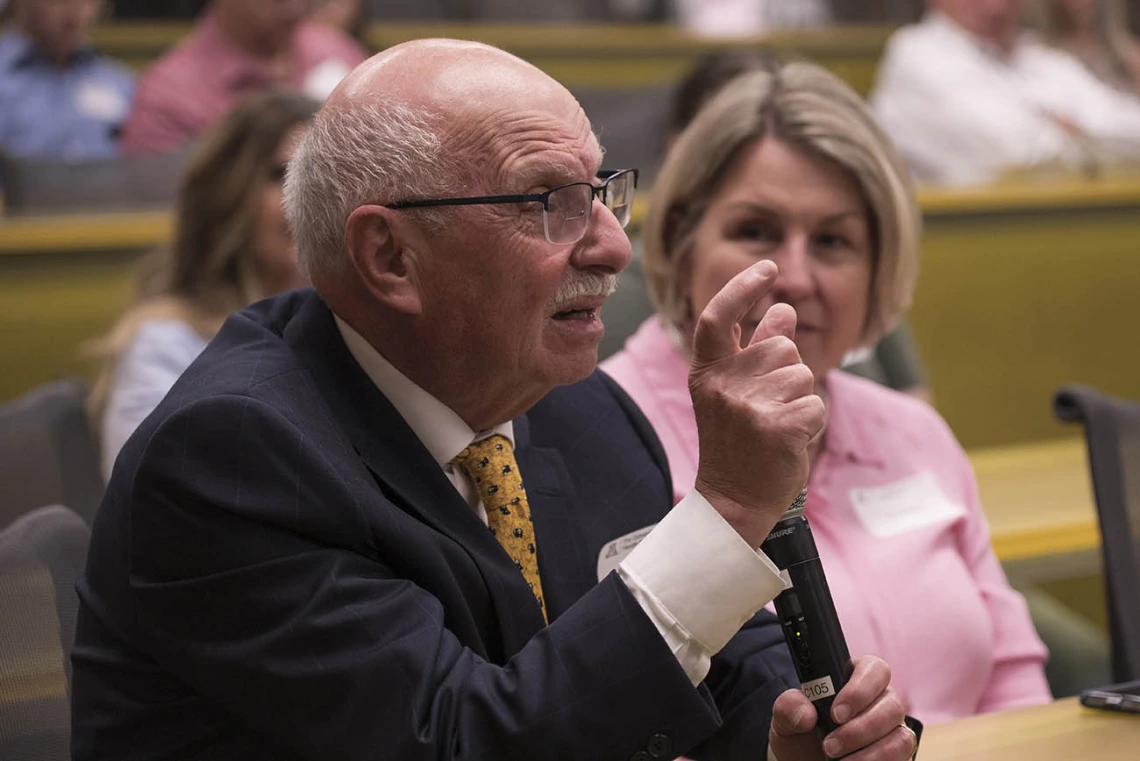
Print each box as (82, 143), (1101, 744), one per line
(334, 315), (514, 467)
(819, 370), (887, 468)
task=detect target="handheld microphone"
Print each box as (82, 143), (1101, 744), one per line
(760, 488), (853, 736)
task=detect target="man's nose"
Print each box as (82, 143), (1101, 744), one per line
(570, 200), (632, 274)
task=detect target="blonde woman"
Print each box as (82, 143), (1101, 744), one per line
(601, 62), (1051, 724)
(91, 89), (318, 480)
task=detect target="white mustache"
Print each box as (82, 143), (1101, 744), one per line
(551, 272), (618, 311)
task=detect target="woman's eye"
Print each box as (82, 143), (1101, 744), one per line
(816, 233), (850, 249)
(734, 222), (779, 243)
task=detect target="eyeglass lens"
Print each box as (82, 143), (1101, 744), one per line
(542, 171), (635, 244)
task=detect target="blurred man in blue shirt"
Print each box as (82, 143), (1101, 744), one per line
(0, 0), (134, 159)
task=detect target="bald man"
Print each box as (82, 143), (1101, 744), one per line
(72, 40), (915, 761)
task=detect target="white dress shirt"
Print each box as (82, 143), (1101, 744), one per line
(334, 316), (786, 689)
(871, 12), (1140, 185)
(101, 319), (208, 481)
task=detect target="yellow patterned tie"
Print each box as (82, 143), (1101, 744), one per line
(453, 434), (548, 622)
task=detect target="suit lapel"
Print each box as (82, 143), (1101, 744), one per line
(282, 293), (547, 654)
(512, 416), (601, 622)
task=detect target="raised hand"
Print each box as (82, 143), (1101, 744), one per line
(688, 260), (826, 548)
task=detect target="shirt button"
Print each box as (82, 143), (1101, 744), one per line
(647, 734), (673, 759)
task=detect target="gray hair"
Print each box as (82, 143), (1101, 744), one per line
(644, 62), (922, 345)
(284, 99), (461, 277)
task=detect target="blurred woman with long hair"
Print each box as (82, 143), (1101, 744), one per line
(90, 89), (318, 479)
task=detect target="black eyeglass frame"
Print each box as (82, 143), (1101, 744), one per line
(384, 168), (639, 220)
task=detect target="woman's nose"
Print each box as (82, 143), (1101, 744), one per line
(771, 237), (814, 301)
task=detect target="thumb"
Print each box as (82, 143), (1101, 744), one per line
(749, 302), (798, 346)
(770, 690), (825, 761)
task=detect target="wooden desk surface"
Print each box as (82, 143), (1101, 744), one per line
(0, 210), (171, 255)
(921, 697), (1140, 760)
(969, 438), (1098, 562)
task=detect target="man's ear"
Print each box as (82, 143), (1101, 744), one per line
(344, 205), (423, 315)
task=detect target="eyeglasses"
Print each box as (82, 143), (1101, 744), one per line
(385, 168), (639, 245)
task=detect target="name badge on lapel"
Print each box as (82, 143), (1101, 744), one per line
(596, 524), (657, 582)
(848, 471), (966, 538)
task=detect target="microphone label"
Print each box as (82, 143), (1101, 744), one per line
(800, 676), (836, 702)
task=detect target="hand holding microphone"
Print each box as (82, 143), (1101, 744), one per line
(762, 498), (917, 760)
(761, 488), (852, 736)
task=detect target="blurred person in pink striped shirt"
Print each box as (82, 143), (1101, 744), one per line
(121, 0), (366, 155)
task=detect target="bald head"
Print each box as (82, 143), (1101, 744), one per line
(327, 39), (589, 172)
(286, 39), (599, 278)
(330, 39), (566, 121)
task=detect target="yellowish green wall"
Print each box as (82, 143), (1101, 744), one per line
(0, 251), (136, 402)
(912, 205), (1140, 449)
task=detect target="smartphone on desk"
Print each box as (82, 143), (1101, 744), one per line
(1080, 680), (1140, 714)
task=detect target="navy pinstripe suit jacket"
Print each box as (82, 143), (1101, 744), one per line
(71, 289), (796, 761)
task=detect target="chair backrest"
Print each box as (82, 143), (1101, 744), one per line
(0, 505), (90, 761)
(0, 380), (104, 531)
(1054, 384), (1140, 682)
(0, 145), (192, 214)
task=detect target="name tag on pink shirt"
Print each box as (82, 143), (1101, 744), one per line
(848, 471), (966, 538)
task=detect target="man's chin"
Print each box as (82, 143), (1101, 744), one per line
(544, 350), (601, 391)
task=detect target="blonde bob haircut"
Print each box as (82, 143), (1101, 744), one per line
(643, 62), (921, 345)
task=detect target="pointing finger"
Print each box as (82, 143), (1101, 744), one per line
(692, 260), (778, 365)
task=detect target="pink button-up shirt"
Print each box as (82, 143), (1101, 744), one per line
(121, 14), (367, 155)
(601, 317), (1051, 725)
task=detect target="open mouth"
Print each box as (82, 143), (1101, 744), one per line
(552, 296), (606, 321)
(553, 307), (599, 321)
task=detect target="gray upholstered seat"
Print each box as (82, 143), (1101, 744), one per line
(0, 380), (104, 530)
(0, 145), (191, 214)
(0, 505), (90, 761)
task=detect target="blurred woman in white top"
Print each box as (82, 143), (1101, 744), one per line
(90, 89), (318, 480)
(871, 0), (1140, 185)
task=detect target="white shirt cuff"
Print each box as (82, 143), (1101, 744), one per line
(617, 489), (786, 686)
